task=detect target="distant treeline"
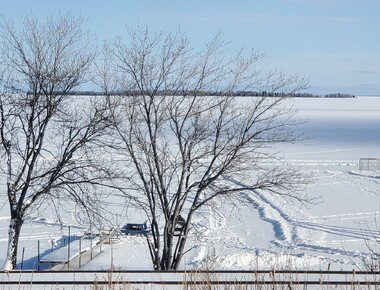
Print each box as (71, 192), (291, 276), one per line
(63, 90), (356, 98)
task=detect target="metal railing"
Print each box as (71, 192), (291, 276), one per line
(0, 270), (379, 288)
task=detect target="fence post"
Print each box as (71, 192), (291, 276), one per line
(79, 236), (82, 268)
(21, 247), (25, 270)
(67, 226), (71, 270)
(37, 240), (40, 271)
(90, 226), (93, 259)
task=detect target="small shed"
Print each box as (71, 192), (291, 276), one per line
(173, 215), (186, 236)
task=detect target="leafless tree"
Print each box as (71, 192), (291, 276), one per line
(101, 25), (311, 270)
(0, 15), (115, 270)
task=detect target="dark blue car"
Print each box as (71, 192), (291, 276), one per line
(120, 222), (150, 235)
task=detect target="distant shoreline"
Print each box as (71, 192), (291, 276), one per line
(11, 90), (379, 98)
(48, 91), (363, 98)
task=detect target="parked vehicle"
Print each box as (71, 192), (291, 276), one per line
(120, 222), (150, 235)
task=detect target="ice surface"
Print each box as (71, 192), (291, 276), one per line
(1, 96), (380, 271)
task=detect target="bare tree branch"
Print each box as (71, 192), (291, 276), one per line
(0, 15), (116, 270)
(100, 25), (311, 270)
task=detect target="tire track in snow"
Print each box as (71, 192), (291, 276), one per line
(223, 176), (367, 263)
(192, 170), (380, 267)
(224, 177), (298, 244)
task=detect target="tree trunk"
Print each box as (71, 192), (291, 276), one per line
(171, 214), (192, 270)
(2, 214), (24, 270)
(160, 223), (173, 270)
(148, 217), (161, 270)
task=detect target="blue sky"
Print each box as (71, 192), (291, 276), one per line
(1, 0), (379, 95)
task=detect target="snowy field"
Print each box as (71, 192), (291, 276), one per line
(1, 96), (380, 271)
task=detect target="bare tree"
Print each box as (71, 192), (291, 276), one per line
(0, 15), (114, 270)
(101, 25), (311, 270)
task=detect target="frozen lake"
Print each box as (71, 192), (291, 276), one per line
(1, 96), (380, 271)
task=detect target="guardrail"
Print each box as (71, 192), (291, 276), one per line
(0, 270), (379, 289)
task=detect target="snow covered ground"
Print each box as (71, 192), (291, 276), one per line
(1, 96), (380, 272)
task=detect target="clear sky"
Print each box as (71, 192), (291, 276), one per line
(1, 0), (379, 95)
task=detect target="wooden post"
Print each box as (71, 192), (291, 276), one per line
(37, 240), (40, 271)
(21, 247), (25, 270)
(67, 226), (71, 270)
(79, 236), (82, 268)
(90, 225), (93, 260)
